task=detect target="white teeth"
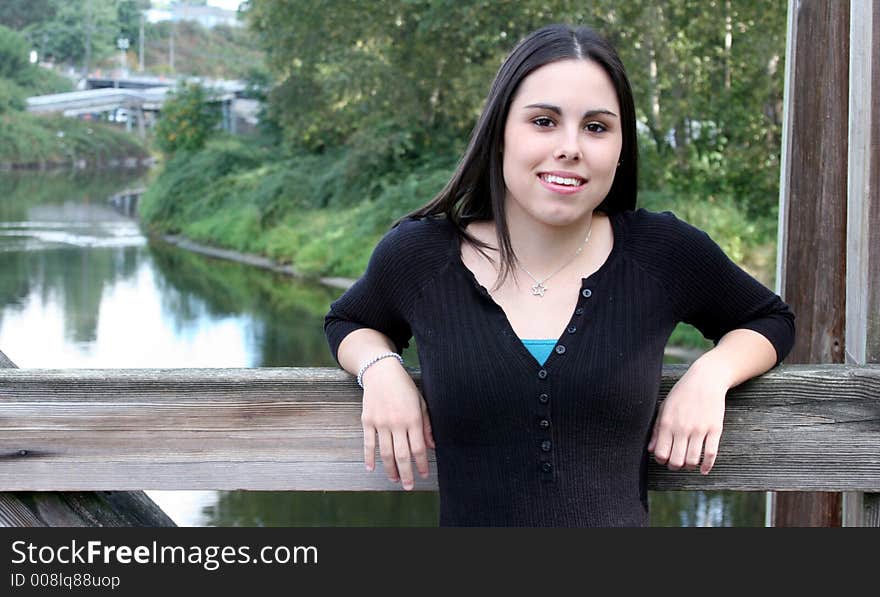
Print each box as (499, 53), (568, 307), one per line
(541, 174), (583, 186)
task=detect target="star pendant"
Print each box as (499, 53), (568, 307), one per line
(531, 282), (547, 297)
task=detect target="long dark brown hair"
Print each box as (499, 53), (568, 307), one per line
(400, 24), (638, 291)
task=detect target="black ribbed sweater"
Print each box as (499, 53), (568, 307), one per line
(324, 209), (795, 527)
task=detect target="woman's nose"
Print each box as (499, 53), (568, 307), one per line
(554, 129), (582, 161)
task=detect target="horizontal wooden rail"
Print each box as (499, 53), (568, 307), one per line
(0, 365), (878, 492)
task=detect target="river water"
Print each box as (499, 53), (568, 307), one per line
(0, 169), (765, 526)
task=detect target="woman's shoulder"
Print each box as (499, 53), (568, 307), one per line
(382, 214), (457, 249)
(616, 207), (721, 267)
(619, 207), (693, 231)
(618, 208), (711, 246)
(368, 214), (456, 277)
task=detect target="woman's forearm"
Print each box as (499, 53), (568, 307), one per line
(688, 328), (779, 390)
(336, 327), (400, 377)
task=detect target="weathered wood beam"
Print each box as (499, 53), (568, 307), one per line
(841, 0), (880, 527)
(0, 366), (878, 494)
(0, 349), (175, 527)
(774, 0), (851, 527)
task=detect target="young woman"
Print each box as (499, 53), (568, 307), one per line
(324, 24), (795, 526)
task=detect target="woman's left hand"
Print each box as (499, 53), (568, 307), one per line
(647, 360), (729, 475)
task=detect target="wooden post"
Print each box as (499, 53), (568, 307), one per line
(773, 0), (851, 526)
(0, 349), (175, 527)
(842, 0), (880, 527)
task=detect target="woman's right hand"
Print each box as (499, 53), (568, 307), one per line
(360, 357), (435, 490)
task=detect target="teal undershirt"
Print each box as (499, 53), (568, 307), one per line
(520, 338), (556, 366)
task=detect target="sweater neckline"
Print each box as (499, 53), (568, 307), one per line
(444, 211), (626, 371)
(447, 210), (625, 292)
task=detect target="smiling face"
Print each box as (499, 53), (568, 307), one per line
(501, 59), (623, 229)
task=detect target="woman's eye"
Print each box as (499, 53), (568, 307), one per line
(585, 122), (607, 133)
(532, 117), (554, 128)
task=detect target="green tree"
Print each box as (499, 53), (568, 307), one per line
(0, 0), (57, 31)
(117, 0), (151, 48)
(0, 78), (26, 113)
(26, 0), (119, 69)
(590, 0), (786, 212)
(245, 1), (786, 214)
(0, 25), (29, 79)
(0, 24), (72, 101)
(155, 82), (220, 154)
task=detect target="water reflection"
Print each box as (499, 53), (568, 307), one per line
(0, 170), (764, 526)
(147, 242), (344, 368)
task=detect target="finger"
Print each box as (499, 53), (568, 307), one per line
(363, 424), (376, 472)
(376, 429), (399, 483)
(647, 404), (664, 452)
(392, 428), (415, 490)
(701, 429), (722, 475)
(667, 433), (688, 471)
(684, 433), (705, 471)
(408, 426), (430, 480)
(421, 398), (436, 449)
(651, 422), (673, 464)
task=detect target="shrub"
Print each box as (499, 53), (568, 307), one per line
(0, 77), (25, 113)
(154, 82), (220, 154)
(0, 25), (28, 80)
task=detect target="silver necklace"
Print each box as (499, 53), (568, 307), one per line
(518, 221), (593, 297)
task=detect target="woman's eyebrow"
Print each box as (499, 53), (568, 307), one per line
(523, 103), (618, 119)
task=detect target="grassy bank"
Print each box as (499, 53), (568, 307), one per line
(0, 112), (150, 169)
(139, 138), (456, 278)
(139, 137), (779, 351)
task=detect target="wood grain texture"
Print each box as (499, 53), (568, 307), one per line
(0, 349), (175, 527)
(865, 493), (880, 526)
(0, 365), (877, 493)
(782, 0), (850, 365)
(775, 0), (852, 528)
(867, 0), (880, 364)
(841, 0), (880, 527)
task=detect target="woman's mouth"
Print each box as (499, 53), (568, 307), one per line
(537, 173), (587, 195)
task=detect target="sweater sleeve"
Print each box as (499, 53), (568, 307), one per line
(323, 220), (416, 367)
(656, 211), (795, 366)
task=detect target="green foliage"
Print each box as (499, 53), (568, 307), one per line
(0, 23), (72, 109)
(139, 136), (454, 276)
(0, 0), (57, 31)
(0, 25), (28, 79)
(154, 82), (221, 154)
(116, 0), (151, 48)
(0, 113), (148, 166)
(595, 0), (786, 214)
(248, 0), (786, 216)
(141, 20), (263, 79)
(0, 78), (26, 113)
(26, 0), (120, 67)
(12, 62), (73, 95)
(139, 138), (269, 229)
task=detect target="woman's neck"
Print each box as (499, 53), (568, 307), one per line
(502, 210), (597, 276)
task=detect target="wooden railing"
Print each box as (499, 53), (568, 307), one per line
(1, 365), (878, 525)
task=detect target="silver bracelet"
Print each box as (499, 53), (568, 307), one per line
(356, 352), (404, 388)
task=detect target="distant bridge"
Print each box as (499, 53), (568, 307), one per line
(25, 75), (252, 136)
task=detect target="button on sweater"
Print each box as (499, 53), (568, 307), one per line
(324, 209), (795, 527)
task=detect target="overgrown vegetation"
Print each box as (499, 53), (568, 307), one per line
(154, 82), (220, 154)
(137, 1), (787, 351)
(0, 24), (71, 114)
(140, 19), (265, 80)
(0, 23), (144, 167)
(0, 112), (148, 167)
(247, 0), (786, 216)
(2, 0), (263, 81)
